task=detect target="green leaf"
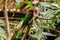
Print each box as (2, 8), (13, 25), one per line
(15, 0), (23, 4)
(0, 27), (7, 40)
(36, 28), (46, 40)
(26, 1), (34, 10)
(55, 36), (60, 40)
(56, 0), (60, 6)
(39, 2), (51, 7)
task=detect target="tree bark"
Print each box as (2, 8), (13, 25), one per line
(4, 0), (11, 40)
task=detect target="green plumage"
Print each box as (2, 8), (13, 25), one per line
(23, 13), (30, 25)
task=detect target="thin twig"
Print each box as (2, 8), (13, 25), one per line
(50, 28), (60, 33)
(33, 18), (38, 28)
(14, 21), (23, 32)
(37, 16), (51, 20)
(21, 26), (30, 40)
(9, 21), (23, 40)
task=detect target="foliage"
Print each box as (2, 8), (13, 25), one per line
(56, 0), (60, 6)
(0, 0), (60, 40)
(0, 27), (7, 40)
(55, 36), (60, 40)
(36, 28), (46, 40)
(0, 19), (20, 40)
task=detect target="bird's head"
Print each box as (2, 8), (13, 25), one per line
(29, 10), (33, 17)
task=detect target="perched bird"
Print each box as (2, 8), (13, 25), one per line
(23, 10), (33, 25)
(19, 2), (34, 26)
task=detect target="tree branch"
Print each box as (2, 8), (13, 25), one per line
(33, 17), (38, 28)
(8, 21), (23, 40)
(4, 0), (11, 40)
(37, 16), (51, 20)
(21, 26), (30, 40)
(50, 28), (60, 33)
